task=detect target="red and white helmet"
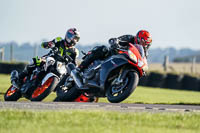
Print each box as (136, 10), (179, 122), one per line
(136, 30), (152, 48)
(65, 28), (80, 47)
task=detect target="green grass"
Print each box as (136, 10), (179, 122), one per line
(1, 74), (200, 104)
(1, 74), (200, 133)
(120, 87), (200, 105)
(0, 109), (200, 133)
(0, 74), (10, 101)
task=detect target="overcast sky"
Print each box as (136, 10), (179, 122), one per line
(0, 0), (200, 49)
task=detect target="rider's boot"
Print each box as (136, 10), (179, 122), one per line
(11, 70), (27, 88)
(11, 70), (20, 88)
(11, 64), (34, 88)
(67, 63), (84, 89)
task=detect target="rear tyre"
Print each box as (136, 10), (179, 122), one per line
(56, 81), (80, 102)
(106, 70), (139, 103)
(4, 85), (21, 101)
(30, 77), (59, 101)
(53, 96), (61, 102)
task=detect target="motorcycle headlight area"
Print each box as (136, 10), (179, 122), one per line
(128, 50), (137, 63)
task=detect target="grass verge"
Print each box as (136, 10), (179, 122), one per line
(0, 109), (200, 133)
(1, 74), (200, 104)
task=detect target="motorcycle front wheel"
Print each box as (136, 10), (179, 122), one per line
(30, 76), (59, 101)
(4, 85), (22, 101)
(106, 70), (139, 103)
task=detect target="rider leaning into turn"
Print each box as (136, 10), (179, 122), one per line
(41, 28), (80, 65)
(78, 30), (152, 71)
(11, 28), (80, 88)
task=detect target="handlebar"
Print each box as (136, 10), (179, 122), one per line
(46, 47), (73, 63)
(81, 51), (87, 56)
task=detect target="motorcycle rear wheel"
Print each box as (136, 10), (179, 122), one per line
(4, 85), (22, 101)
(106, 70), (139, 103)
(55, 80), (80, 102)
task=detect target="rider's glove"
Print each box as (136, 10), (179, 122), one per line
(108, 38), (119, 49)
(48, 42), (55, 48)
(41, 42), (55, 49)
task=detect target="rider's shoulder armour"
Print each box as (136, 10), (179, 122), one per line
(54, 37), (63, 43)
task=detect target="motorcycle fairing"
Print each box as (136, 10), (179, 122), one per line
(99, 54), (134, 90)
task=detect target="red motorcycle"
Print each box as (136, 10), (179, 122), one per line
(56, 43), (148, 103)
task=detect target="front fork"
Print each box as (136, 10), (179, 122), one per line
(110, 67), (130, 94)
(111, 66), (127, 86)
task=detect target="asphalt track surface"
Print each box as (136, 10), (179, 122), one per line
(0, 102), (200, 113)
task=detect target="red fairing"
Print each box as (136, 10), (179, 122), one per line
(128, 43), (143, 61)
(118, 43), (147, 77)
(129, 43), (147, 76)
(74, 94), (90, 102)
(127, 60), (143, 77)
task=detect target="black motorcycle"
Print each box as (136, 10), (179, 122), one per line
(56, 43), (148, 103)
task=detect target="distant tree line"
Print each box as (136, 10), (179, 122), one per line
(173, 55), (200, 63)
(1, 41), (200, 63)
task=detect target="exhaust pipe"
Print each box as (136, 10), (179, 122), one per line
(67, 63), (83, 88)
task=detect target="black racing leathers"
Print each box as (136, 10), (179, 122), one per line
(79, 35), (148, 71)
(41, 37), (79, 65)
(117, 34), (135, 46)
(79, 45), (109, 70)
(117, 35), (148, 57)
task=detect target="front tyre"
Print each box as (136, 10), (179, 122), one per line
(30, 77), (59, 101)
(4, 85), (22, 101)
(106, 70), (139, 103)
